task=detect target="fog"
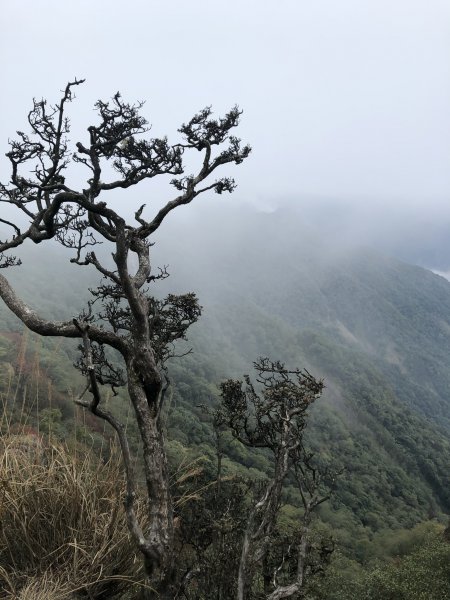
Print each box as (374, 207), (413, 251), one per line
(1, 0), (450, 269)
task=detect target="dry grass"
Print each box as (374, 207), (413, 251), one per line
(0, 436), (146, 599)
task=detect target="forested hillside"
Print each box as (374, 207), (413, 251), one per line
(1, 204), (450, 596)
(155, 204), (450, 554)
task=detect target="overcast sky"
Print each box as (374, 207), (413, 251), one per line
(1, 0), (450, 219)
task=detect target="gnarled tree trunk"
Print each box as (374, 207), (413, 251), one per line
(0, 80), (250, 595)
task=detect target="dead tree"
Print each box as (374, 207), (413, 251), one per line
(0, 79), (250, 597)
(218, 358), (332, 600)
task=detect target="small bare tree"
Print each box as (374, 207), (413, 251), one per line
(0, 79), (250, 597)
(219, 358), (333, 600)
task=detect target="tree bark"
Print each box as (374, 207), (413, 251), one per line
(126, 357), (174, 598)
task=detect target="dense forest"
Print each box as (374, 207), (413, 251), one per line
(1, 204), (450, 598)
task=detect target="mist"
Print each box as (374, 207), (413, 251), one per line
(1, 0), (450, 273)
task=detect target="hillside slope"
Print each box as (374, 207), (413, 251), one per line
(1, 205), (450, 557)
(153, 205), (450, 540)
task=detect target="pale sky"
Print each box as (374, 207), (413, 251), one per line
(1, 0), (450, 215)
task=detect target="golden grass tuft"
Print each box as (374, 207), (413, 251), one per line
(0, 436), (145, 599)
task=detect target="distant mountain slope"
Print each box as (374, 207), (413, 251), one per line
(1, 204), (450, 551)
(152, 205), (450, 533)
(156, 205), (450, 425)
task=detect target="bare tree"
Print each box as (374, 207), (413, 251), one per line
(0, 79), (250, 597)
(218, 358), (334, 599)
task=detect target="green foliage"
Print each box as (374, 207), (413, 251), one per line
(310, 525), (450, 600)
(364, 535), (450, 600)
(38, 407), (67, 439)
